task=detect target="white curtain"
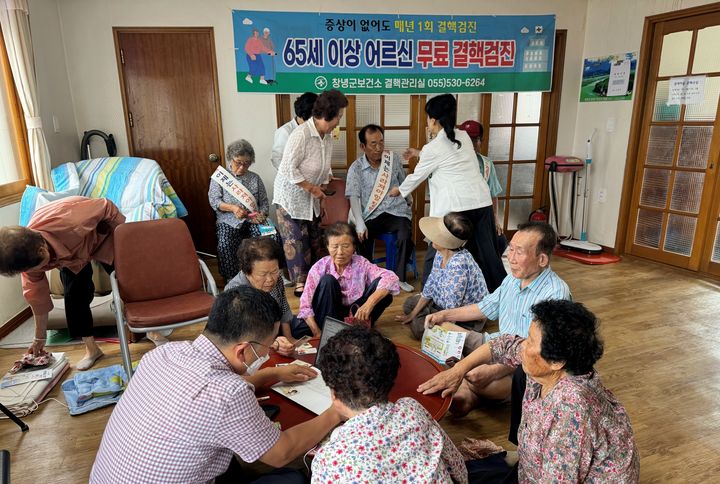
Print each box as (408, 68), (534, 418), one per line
(0, 0), (53, 190)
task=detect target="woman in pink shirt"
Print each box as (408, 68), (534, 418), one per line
(292, 222), (399, 337)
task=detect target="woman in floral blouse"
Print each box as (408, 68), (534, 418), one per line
(419, 299), (639, 483)
(294, 222), (399, 337)
(312, 326), (468, 483)
(208, 139), (280, 282)
(396, 212), (488, 339)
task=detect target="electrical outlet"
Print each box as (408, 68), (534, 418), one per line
(597, 188), (607, 203)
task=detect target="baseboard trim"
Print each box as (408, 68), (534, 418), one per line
(0, 306), (32, 340)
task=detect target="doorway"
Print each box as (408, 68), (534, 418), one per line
(620, 6), (720, 275)
(114, 27), (224, 254)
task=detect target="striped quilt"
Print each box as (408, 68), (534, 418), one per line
(20, 157), (188, 226)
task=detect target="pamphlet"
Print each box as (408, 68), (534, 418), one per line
(271, 360), (332, 414)
(421, 325), (466, 364)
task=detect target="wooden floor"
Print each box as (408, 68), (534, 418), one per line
(2, 254), (720, 483)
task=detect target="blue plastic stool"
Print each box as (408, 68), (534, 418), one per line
(372, 232), (418, 277)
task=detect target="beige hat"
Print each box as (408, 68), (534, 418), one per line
(419, 216), (466, 250)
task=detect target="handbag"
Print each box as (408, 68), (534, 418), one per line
(344, 304), (371, 329)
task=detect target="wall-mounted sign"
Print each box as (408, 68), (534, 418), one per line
(580, 52), (637, 102)
(232, 10), (555, 94)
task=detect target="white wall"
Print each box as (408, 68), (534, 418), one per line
(0, 203), (28, 323)
(41, 0), (588, 205)
(28, 0), (79, 166)
(572, 0), (717, 247)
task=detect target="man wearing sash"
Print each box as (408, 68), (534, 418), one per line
(460, 120), (504, 239)
(346, 124), (414, 293)
(209, 139), (280, 283)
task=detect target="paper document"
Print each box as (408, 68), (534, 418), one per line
(1, 369), (54, 389)
(421, 325), (466, 364)
(271, 361), (332, 415)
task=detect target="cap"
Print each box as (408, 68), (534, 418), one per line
(459, 120), (482, 139)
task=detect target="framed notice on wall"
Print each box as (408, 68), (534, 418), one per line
(580, 52), (638, 102)
(232, 10), (555, 94)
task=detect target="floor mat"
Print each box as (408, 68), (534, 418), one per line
(553, 248), (621, 265)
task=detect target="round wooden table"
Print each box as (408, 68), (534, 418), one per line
(258, 338), (451, 430)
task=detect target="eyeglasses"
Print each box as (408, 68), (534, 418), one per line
(249, 340), (280, 352)
(253, 269), (281, 279)
(231, 159), (252, 167)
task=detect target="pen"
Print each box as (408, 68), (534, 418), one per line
(256, 396), (270, 401)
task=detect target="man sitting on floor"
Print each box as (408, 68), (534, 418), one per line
(346, 124), (414, 292)
(422, 221), (570, 416)
(91, 286), (342, 483)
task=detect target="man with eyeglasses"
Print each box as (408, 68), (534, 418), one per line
(92, 286), (342, 483)
(346, 124), (415, 293)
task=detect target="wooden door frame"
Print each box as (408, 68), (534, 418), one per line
(615, 2), (720, 255)
(113, 27), (225, 165)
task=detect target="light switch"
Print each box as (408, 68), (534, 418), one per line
(52, 115), (60, 133)
(606, 117), (616, 132)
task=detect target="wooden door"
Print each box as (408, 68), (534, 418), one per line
(625, 13), (720, 271)
(114, 28), (224, 254)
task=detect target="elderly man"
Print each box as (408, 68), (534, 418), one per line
(346, 124), (414, 292)
(271, 92), (318, 170)
(421, 221), (570, 415)
(91, 286), (342, 483)
(0, 196), (125, 370)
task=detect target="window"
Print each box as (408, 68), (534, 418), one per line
(0, 28), (32, 206)
(287, 93), (418, 171)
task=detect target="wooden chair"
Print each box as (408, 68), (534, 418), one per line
(110, 218), (218, 378)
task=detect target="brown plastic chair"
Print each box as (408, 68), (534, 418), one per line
(111, 218), (218, 378)
(320, 178), (350, 227)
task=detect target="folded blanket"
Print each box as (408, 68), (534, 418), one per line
(20, 157), (188, 226)
(0, 352), (69, 418)
(61, 362), (137, 416)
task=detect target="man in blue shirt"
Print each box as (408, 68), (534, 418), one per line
(346, 124), (414, 292)
(420, 221), (570, 415)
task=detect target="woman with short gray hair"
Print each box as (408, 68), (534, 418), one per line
(208, 139), (280, 282)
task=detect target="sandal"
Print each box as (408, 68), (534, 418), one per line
(293, 283), (304, 297)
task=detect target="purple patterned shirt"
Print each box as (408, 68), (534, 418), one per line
(490, 334), (640, 483)
(298, 255), (400, 319)
(311, 397), (468, 483)
(91, 335), (280, 483)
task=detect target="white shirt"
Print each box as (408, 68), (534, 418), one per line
(271, 118), (299, 169)
(399, 128), (491, 217)
(273, 118), (333, 221)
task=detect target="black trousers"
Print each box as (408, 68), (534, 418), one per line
(422, 206), (506, 292)
(59, 262), (112, 339)
(508, 365), (527, 446)
(291, 275), (393, 337)
(358, 213), (414, 282)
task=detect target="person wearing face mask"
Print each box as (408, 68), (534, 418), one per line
(91, 286), (342, 483)
(209, 139), (280, 284)
(388, 94), (506, 293)
(273, 89), (349, 298)
(293, 222), (400, 337)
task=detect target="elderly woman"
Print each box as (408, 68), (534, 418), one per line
(225, 238), (296, 355)
(396, 212), (488, 340)
(294, 222), (399, 337)
(312, 326), (468, 483)
(419, 299), (640, 483)
(388, 94), (506, 292)
(208, 139), (280, 282)
(273, 89), (348, 297)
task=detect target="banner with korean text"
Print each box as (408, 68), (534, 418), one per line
(233, 10), (555, 94)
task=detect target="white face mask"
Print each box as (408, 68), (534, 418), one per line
(244, 344), (269, 375)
